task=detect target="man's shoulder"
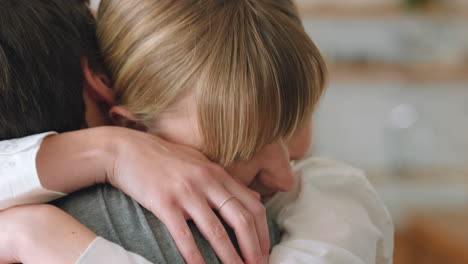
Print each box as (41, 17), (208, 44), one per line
(52, 184), (281, 263)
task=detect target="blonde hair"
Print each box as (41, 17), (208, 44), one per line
(97, 0), (327, 166)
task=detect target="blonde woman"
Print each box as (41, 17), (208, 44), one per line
(0, 1), (274, 263)
(0, 0), (393, 263)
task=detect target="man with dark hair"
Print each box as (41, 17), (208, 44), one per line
(0, 0), (99, 139)
(0, 0), (278, 263)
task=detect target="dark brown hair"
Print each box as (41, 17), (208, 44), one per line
(0, 0), (99, 139)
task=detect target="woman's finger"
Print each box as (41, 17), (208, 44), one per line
(224, 177), (270, 257)
(204, 173), (267, 264)
(159, 208), (205, 264)
(183, 194), (244, 264)
(216, 198), (265, 264)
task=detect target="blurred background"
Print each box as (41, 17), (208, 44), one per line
(296, 0), (468, 263)
(89, 0), (468, 262)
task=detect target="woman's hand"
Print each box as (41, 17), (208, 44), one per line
(0, 204), (96, 264)
(108, 128), (270, 264)
(37, 127), (269, 264)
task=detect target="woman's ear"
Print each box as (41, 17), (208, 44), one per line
(81, 57), (115, 106)
(109, 106), (148, 132)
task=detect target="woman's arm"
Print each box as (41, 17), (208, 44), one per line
(0, 126), (269, 264)
(0, 205), (96, 264)
(0, 204), (155, 264)
(0, 132), (65, 210)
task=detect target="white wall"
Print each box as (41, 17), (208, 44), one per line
(304, 17), (468, 171)
(313, 81), (468, 169)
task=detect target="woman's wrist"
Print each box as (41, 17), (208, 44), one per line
(36, 127), (117, 193)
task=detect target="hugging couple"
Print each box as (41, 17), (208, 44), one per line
(0, 0), (393, 263)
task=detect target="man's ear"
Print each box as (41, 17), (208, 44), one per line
(109, 106), (148, 132)
(81, 57), (115, 105)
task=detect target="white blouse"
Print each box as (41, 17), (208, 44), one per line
(0, 133), (393, 264)
(0, 132), (65, 210)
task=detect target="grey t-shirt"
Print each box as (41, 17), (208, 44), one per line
(51, 184), (281, 263)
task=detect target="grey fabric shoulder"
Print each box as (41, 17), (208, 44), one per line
(51, 184), (281, 264)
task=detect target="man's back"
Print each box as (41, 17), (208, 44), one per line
(52, 184), (281, 263)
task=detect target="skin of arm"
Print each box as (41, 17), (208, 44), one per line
(0, 205), (97, 264)
(36, 128), (110, 194)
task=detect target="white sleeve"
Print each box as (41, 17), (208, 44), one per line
(266, 157), (394, 264)
(0, 132), (66, 210)
(77, 237), (153, 264)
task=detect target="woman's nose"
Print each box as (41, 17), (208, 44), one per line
(258, 140), (295, 191)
